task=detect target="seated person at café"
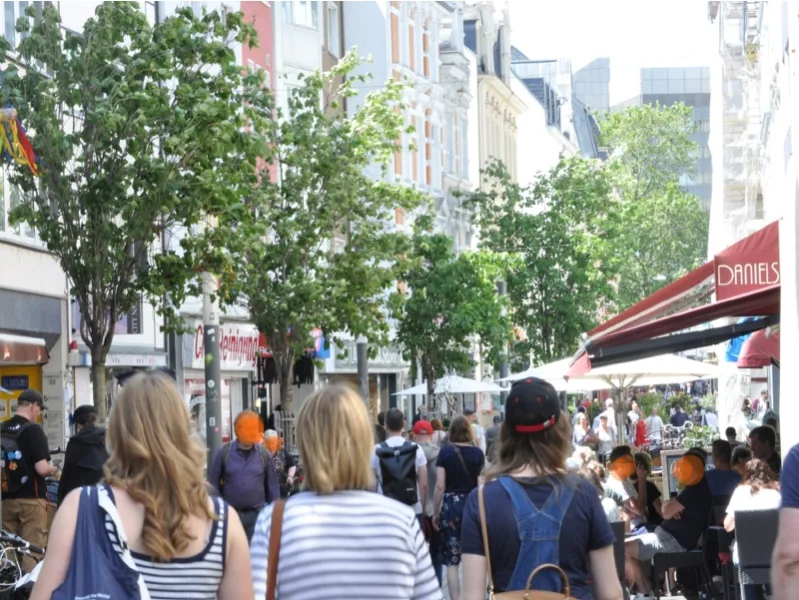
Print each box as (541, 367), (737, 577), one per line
(749, 425), (781, 478)
(633, 452), (664, 530)
(625, 449), (712, 598)
(732, 446), (753, 475)
(604, 446), (646, 531)
(706, 439), (740, 497)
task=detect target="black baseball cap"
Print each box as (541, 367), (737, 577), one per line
(17, 389), (47, 410)
(505, 377), (560, 433)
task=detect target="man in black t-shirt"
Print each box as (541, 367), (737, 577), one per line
(1, 390), (58, 572)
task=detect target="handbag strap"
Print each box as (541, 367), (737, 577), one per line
(452, 444), (478, 487)
(478, 485), (495, 595)
(266, 500), (286, 600)
(96, 486), (152, 600)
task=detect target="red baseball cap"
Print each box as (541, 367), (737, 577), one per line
(413, 420), (433, 436)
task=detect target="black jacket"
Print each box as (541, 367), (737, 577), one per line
(57, 426), (109, 504)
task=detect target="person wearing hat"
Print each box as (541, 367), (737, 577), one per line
(0, 389), (58, 572)
(413, 419), (443, 585)
(57, 404), (109, 504)
(459, 378), (620, 600)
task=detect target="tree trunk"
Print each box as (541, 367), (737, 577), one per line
(278, 356), (294, 414)
(91, 358), (108, 422)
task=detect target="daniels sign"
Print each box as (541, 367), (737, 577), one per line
(714, 221), (780, 301)
(186, 322), (265, 371)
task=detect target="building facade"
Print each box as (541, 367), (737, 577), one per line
(573, 57), (611, 114)
(464, 2), (526, 186)
(641, 67), (713, 208)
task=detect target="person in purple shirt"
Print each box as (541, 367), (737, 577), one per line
(209, 411), (279, 542)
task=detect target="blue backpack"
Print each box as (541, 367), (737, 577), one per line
(50, 485), (150, 600)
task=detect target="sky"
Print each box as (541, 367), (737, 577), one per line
(506, 0), (717, 104)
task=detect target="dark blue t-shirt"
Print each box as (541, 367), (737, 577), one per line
(670, 411), (688, 427)
(780, 444), (799, 508)
(461, 475), (615, 598)
(436, 444), (484, 494)
(661, 476), (712, 549)
(705, 468), (741, 498)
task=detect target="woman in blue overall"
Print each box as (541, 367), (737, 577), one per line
(460, 377), (623, 600)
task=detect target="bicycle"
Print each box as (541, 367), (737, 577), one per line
(0, 529), (45, 599)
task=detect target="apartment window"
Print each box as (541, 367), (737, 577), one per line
(0, 167), (36, 239)
(327, 3), (340, 57)
(283, 1), (318, 29)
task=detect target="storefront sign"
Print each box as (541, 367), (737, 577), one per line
(185, 322), (264, 371)
(714, 221), (780, 301)
(335, 340), (406, 371)
(104, 354), (167, 367)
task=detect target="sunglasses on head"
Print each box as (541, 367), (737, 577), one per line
(116, 367), (177, 386)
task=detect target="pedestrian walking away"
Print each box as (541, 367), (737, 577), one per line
(250, 384), (442, 600)
(57, 404), (109, 505)
(29, 370), (253, 600)
(1, 389), (58, 573)
(209, 410), (280, 541)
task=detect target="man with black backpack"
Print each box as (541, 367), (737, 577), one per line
(1, 389), (58, 572)
(371, 408), (427, 523)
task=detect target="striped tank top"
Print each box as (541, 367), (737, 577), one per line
(104, 490), (228, 600)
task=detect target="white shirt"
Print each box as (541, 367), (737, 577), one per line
(602, 497), (623, 523)
(471, 423), (486, 452)
(371, 436), (428, 515)
(604, 476), (646, 528)
(250, 491), (442, 600)
(703, 411), (719, 430)
(645, 415), (665, 441)
(726, 485), (781, 563)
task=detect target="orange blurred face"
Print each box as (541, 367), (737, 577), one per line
(673, 455), (704, 486)
(611, 455), (635, 480)
(235, 413), (264, 446)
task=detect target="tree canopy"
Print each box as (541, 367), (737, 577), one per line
(389, 215), (512, 405)
(3, 2), (255, 417)
(468, 157), (617, 366)
(601, 103), (709, 309)
(219, 52), (422, 412)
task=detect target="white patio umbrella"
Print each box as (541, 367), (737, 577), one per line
(393, 374), (502, 396)
(497, 358), (612, 393)
(575, 354), (723, 390)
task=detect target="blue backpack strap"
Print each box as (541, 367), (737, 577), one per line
(498, 475), (573, 593)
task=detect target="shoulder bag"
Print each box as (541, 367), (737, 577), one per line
(478, 485), (573, 600)
(266, 499), (287, 600)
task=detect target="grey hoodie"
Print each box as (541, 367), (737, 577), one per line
(418, 441), (440, 517)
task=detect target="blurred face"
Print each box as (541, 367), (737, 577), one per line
(600, 416), (608, 430)
(749, 435), (769, 459)
(631, 401), (639, 411)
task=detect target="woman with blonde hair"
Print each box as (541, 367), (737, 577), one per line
(30, 371), (253, 600)
(460, 378), (621, 600)
(250, 384), (442, 599)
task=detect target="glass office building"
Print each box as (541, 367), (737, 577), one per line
(574, 58), (610, 114)
(641, 67), (712, 208)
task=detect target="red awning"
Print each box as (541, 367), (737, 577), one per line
(569, 221), (781, 376)
(738, 327), (780, 369)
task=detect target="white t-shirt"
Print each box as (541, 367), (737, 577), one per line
(597, 429), (614, 456)
(628, 409), (640, 426)
(726, 485), (781, 562)
(645, 415), (665, 441)
(604, 476), (645, 527)
(371, 436), (428, 515)
(602, 497), (623, 523)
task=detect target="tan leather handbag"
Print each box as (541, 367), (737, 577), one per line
(478, 486), (574, 600)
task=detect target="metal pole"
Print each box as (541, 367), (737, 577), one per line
(356, 337), (369, 402)
(203, 270), (223, 474)
(497, 281), (509, 399)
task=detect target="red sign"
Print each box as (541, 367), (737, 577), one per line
(714, 221), (780, 301)
(192, 323), (268, 370)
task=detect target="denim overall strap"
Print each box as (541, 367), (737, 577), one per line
(499, 476), (576, 592)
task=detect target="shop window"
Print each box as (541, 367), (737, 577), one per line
(0, 167), (37, 240)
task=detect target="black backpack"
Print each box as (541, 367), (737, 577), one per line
(1, 421), (32, 494)
(376, 441), (419, 506)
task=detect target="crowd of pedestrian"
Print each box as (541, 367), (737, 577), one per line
(0, 369), (791, 600)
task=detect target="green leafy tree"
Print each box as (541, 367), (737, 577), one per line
(600, 103), (709, 309)
(220, 52), (422, 413)
(468, 157), (617, 366)
(2, 3), (255, 419)
(389, 215), (512, 406)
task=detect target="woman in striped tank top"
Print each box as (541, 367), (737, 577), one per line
(31, 371), (254, 600)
